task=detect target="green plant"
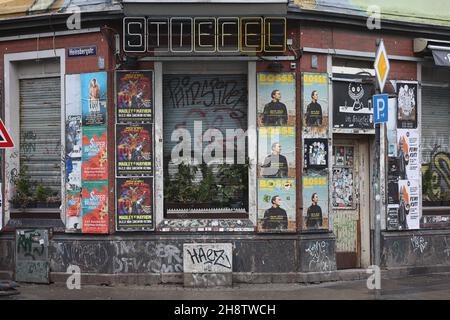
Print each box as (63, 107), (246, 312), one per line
(10, 165), (34, 209)
(34, 184), (51, 203)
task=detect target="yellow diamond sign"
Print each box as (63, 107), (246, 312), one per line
(374, 39), (390, 93)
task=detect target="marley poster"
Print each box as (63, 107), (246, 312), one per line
(333, 80), (374, 130)
(258, 126), (295, 178)
(397, 82), (417, 129)
(116, 71), (153, 123)
(303, 174), (329, 230)
(116, 124), (153, 177)
(81, 71), (107, 126)
(81, 181), (108, 234)
(257, 178), (296, 232)
(82, 126), (108, 181)
(257, 72), (296, 127)
(302, 72), (328, 138)
(116, 177), (153, 231)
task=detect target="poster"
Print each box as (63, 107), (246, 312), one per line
(396, 129), (420, 180)
(116, 177), (153, 231)
(333, 80), (374, 130)
(81, 72), (107, 126)
(302, 174), (328, 230)
(257, 72), (296, 126)
(82, 126), (108, 180)
(398, 179), (420, 230)
(65, 74), (83, 159)
(66, 191), (82, 232)
(116, 71), (153, 123)
(257, 178), (296, 232)
(66, 159), (81, 191)
(116, 124), (153, 177)
(397, 82), (417, 129)
(302, 72), (328, 138)
(387, 205), (400, 230)
(303, 138), (328, 170)
(81, 181), (108, 234)
(387, 98), (397, 157)
(258, 127), (295, 178)
(332, 168), (354, 208)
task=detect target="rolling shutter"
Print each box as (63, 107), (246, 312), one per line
(20, 77), (61, 195)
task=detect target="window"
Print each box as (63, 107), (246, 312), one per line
(162, 66), (249, 218)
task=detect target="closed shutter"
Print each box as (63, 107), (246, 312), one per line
(20, 77), (61, 195)
(421, 86), (450, 164)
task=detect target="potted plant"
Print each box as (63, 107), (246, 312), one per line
(9, 165), (35, 209)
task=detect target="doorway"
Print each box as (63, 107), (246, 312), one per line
(332, 136), (371, 269)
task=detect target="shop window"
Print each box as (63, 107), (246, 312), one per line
(162, 73), (249, 217)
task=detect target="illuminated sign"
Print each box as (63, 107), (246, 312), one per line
(123, 17), (286, 54)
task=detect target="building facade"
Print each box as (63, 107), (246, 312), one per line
(0, 0), (449, 284)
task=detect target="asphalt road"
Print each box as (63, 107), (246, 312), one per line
(2, 272), (450, 300)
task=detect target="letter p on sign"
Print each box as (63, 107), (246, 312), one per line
(373, 94), (388, 123)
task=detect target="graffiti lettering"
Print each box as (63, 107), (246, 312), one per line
(305, 241), (332, 272)
(186, 248), (232, 269)
(411, 235), (428, 254)
(17, 231), (44, 260)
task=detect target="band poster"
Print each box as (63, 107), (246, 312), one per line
(397, 82), (417, 129)
(303, 138), (328, 170)
(302, 174), (329, 230)
(82, 126), (108, 181)
(81, 72), (107, 126)
(116, 178), (153, 231)
(116, 71), (153, 123)
(258, 127), (295, 178)
(81, 181), (109, 234)
(257, 178), (296, 233)
(302, 72), (328, 138)
(116, 124), (153, 177)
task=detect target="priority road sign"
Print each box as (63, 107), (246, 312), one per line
(373, 94), (389, 124)
(0, 119), (14, 148)
(374, 39), (390, 93)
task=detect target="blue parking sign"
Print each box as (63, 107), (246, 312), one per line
(373, 94), (388, 123)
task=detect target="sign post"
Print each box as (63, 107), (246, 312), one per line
(373, 39), (390, 299)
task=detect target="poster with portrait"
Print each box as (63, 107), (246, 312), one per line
(257, 72), (296, 127)
(116, 71), (153, 123)
(396, 129), (420, 180)
(82, 126), (108, 181)
(116, 124), (153, 177)
(81, 72), (107, 126)
(302, 72), (328, 138)
(257, 178), (296, 233)
(258, 126), (295, 178)
(302, 174), (329, 230)
(81, 181), (108, 234)
(303, 138), (328, 170)
(66, 191), (82, 233)
(398, 179), (420, 230)
(332, 80), (374, 130)
(397, 82), (417, 129)
(116, 177), (153, 231)
(332, 168), (354, 208)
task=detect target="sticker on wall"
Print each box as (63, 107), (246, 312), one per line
(257, 72), (296, 126)
(257, 178), (296, 233)
(303, 138), (328, 170)
(258, 126), (295, 178)
(302, 72), (328, 138)
(332, 80), (374, 130)
(397, 82), (417, 129)
(82, 126), (108, 181)
(396, 129), (420, 180)
(116, 177), (153, 231)
(116, 70), (153, 123)
(116, 124), (153, 177)
(302, 174), (329, 230)
(81, 180), (108, 234)
(332, 167), (354, 208)
(81, 72), (107, 126)
(398, 179), (420, 230)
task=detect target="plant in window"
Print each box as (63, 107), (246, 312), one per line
(216, 158), (250, 208)
(10, 165), (35, 209)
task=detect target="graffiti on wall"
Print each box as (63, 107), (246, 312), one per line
(305, 241), (332, 272)
(15, 229), (49, 283)
(422, 146), (450, 206)
(183, 243), (232, 273)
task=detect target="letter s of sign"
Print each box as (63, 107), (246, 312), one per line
(66, 265), (81, 290)
(366, 265), (381, 290)
(66, 6), (81, 30)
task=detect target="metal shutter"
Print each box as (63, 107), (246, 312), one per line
(20, 77), (61, 195)
(421, 86), (450, 164)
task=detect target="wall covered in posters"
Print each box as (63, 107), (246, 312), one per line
(115, 70), (154, 232)
(256, 72), (296, 232)
(332, 80), (374, 130)
(65, 72), (109, 234)
(302, 73), (330, 231)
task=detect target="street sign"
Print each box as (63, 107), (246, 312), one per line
(374, 39), (390, 93)
(373, 94), (389, 123)
(0, 119), (14, 148)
